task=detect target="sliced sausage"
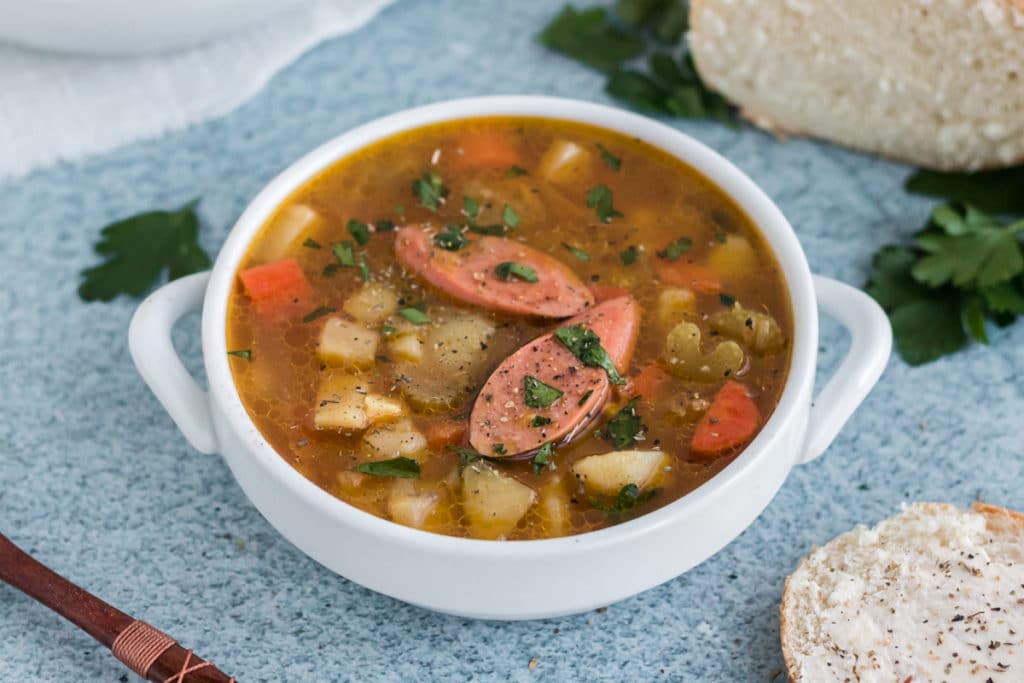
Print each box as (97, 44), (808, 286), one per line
(394, 226), (593, 318)
(469, 296), (640, 457)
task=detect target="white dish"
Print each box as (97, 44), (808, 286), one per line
(0, 0), (302, 54)
(129, 96), (891, 620)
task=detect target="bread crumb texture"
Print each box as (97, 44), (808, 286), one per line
(690, 0), (1024, 170)
(783, 503), (1024, 681)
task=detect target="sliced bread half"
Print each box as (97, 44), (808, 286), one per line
(689, 0), (1024, 170)
(781, 502), (1024, 681)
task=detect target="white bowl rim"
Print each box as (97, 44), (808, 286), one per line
(201, 95), (817, 558)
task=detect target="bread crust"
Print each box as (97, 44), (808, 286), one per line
(780, 502), (1022, 682)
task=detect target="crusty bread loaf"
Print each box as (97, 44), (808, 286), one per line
(781, 502), (1024, 681)
(689, 0), (1024, 170)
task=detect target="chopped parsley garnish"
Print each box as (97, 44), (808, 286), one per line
(657, 237), (692, 261)
(352, 456), (420, 479)
(506, 165), (529, 178)
(495, 261), (539, 283)
(720, 293), (736, 306)
(464, 196), (480, 221)
(434, 225), (470, 251)
(532, 442), (555, 475)
(562, 242), (591, 262)
(347, 219), (371, 246)
(381, 325), (397, 336)
(554, 324), (625, 385)
(591, 483), (656, 522)
(226, 349), (252, 361)
(333, 240), (356, 267)
(605, 398), (642, 449)
(578, 389), (594, 406)
(358, 254), (370, 282)
(619, 245), (638, 265)
(586, 184), (623, 223)
(302, 306), (335, 323)
(905, 165), (1024, 215)
(469, 224), (506, 236)
(865, 201), (1024, 365)
(503, 204), (520, 228)
(302, 237), (322, 249)
(531, 415), (552, 428)
(537, 5), (645, 74)
(492, 443), (507, 456)
(399, 307), (431, 325)
(322, 263), (340, 277)
(412, 170), (448, 211)
(524, 376), (564, 408)
(375, 219), (396, 232)
(450, 446), (482, 464)
(596, 143), (621, 171)
(78, 198), (211, 302)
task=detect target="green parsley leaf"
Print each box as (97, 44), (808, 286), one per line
(302, 237), (322, 249)
(905, 165), (1024, 215)
(605, 398), (642, 449)
(591, 483), (656, 522)
(226, 349), (252, 361)
(961, 294), (989, 344)
(302, 306), (336, 323)
(506, 165), (529, 178)
(537, 5), (646, 74)
(503, 204), (520, 228)
(468, 224), (506, 236)
(358, 254), (370, 282)
(889, 298), (967, 365)
(532, 442), (555, 475)
(981, 282), (1024, 314)
(412, 171), (448, 211)
(619, 245), (638, 265)
(79, 198), (211, 301)
(399, 307), (431, 325)
(495, 261), (539, 283)
(562, 242), (591, 262)
(492, 443), (507, 456)
(381, 325), (397, 336)
(912, 206), (1024, 289)
(554, 324), (625, 385)
(524, 376), (564, 408)
(464, 196), (480, 221)
(531, 415), (552, 428)
(333, 240), (356, 267)
(586, 184), (623, 223)
(596, 143), (621, 171)
(352, 457), (420, 479)
(347, 219), (371, 246)
(376, 219), (396, 232)
(578, 389), (594, 406)
(719, 293), (736, 306)
(434, 225), (470, 251)
(657, 237), (692, 261)
(449, 446), (482, 464)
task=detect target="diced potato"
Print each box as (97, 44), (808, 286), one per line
(314, 372), (371, 431)
(657, 287), (697, 323)
(388, 333), (424, 363)
(318, 317), (379, 369)
(388, 480), (439, 529)
(462, 462), (537, 539)
(343, 283), (399, 324)
(429, 314), (496, 376)
(361, 418), (428, 460)
(710, 305), (786, 355)
(707, 235), (758, 281)
(664, 321), (745, 382)
(571, 450), (668, 496)
(364, 394), (406, 422)
(538, 139), (594, 185)
(539, 475), (571, 537)
(250, 204), (323, 263)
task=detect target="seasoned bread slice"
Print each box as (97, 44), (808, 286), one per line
(689, 0), (1024, 170)
(781, 502), (1024, 681)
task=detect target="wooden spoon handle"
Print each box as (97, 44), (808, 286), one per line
(0, 533), (236, 682)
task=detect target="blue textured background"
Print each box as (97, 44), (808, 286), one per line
(2, 1), (1022, 680)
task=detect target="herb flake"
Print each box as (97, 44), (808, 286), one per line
(586, 184), (623, 223)
(352, 456), (420, 479)
(524, 376), (564, 408)
(554, 323), (625, 385)
(495, 261), (539, 283)
(399, 307), (431, 325)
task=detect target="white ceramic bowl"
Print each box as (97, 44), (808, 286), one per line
(129, 96), (891, 620)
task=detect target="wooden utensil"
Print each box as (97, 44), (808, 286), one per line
(0, 532), (236, 682)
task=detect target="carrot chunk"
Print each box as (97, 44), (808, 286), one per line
(691, 381), (760, 459)
(654, 260), (722, 295)
(626, 363), (671, 403)
(453, 132), (521, 170)
(424, 418), (468, 451)
(238, 258), (311, 317)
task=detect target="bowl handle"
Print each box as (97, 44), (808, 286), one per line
(128, 272), (218, 454)
(798, 275), (891, 464)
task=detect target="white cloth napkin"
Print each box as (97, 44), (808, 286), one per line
(0, 0), (394, 180)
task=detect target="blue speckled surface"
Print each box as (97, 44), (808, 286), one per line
(2, 1), (1023, 680)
